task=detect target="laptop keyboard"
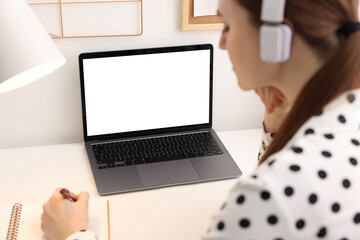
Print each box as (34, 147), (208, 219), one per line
(92, 132), (223, 169)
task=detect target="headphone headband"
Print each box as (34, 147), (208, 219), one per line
(261, 0), (286, 23)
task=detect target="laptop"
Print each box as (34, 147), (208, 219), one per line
(79, 44), (242, 195)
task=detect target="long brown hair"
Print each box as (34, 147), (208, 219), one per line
(236, 0), (360, 164)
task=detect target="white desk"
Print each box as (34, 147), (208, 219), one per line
(0, 129), (260, 239)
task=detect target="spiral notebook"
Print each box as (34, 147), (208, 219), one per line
(0, 200), (110, 240)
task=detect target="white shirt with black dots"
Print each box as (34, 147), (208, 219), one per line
(66, 89), (360, 240)
(203, 89), (360, 239)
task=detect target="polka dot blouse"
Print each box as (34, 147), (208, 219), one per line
(203, 89), (360, 239)
(65, 89), (360, 240)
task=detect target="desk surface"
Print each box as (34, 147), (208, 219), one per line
(0, 129), (260, 239)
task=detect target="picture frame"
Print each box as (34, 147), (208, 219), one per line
(180, 0), (223, 31)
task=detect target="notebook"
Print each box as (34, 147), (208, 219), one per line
(0, 200), (110, 240)
(79, 44), (242, 195)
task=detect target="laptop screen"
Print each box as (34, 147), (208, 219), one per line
(80, 45), (213, 138)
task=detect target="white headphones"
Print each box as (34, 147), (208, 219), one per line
(260, 0), (292, 63)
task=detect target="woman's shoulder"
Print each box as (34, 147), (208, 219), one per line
(230, 130), (360, 237)
(238, 88), (360, 236)
(252, 117), (360, 200)
(219, 89), (360, 239)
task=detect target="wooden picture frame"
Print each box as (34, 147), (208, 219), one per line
(180, 0), (223, 31)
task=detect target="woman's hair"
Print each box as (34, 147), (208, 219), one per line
(235, 0), (360, 164)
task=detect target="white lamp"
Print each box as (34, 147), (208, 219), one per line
(0, 0), (66, 94)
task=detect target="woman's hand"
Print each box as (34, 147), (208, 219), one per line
(255, 86), (290, 133)
(41, 188), (89, 240)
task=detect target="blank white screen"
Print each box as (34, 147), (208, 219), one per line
(83, 49), (211, 136)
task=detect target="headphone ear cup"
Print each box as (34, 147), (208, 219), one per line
(260, 23), (292, 63)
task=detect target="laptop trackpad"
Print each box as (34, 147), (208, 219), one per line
(137, 160), (200, 187)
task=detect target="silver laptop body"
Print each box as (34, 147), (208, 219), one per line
(79, 44), (242, 195)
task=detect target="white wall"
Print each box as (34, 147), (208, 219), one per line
(0, 0), (264, 149)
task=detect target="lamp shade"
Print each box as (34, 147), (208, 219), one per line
(0, 0), (66, 94)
